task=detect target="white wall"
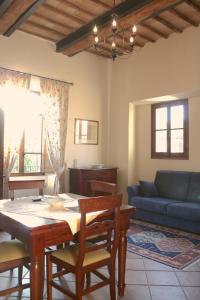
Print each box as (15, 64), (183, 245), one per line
(1, 25), (200, 199)
(135, 97), (200, 181)
(109, 26), (200, 199)
(0, 31), (110, 192)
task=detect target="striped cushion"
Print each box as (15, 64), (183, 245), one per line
(0, 240), (29, 263)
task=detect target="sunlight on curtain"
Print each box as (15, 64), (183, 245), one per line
(0, 68), (70, 197)
(40, 78), (69, 194)
(0, 68), (30, 198)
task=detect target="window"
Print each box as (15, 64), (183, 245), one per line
(151, 99), (189, 159)
(12, 114), (44, 174)
(1, 88), (45, 175)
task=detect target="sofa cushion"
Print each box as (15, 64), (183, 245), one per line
(187, 172), (200, 202)
(167, 202), (200, 222)
(127, 185), (141, 198)
(155, 170), (190, 201)
(130, 196), (179, 215)
(139, 181), (159, 197)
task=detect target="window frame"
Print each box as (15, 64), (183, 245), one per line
(151, 99), (189, 160)
(11, 116), (46, 176)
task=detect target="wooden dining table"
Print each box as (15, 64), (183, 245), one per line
(0, 196), (135, 300)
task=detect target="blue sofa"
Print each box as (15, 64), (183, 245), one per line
(127, 170), (200, 234)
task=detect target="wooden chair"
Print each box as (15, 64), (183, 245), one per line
(46, 194), (122, 300)
(0, 239), (30, 297)
(89, 180), (117, 196)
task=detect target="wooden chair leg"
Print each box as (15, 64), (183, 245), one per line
(56, 244), (63, 273)
(76, 273), (84, 300)
(86, 272), (91, 289)
(46, 254), (53, 300)
(18, 266), (23, 285)
(56, 243), (68, 272)
(109, 262), (116, 300)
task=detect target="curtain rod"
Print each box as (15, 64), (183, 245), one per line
(0, 66), (74, 86)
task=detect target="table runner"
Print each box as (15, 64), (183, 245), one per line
(0, 194), (99, 235)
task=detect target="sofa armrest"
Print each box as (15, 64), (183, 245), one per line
(127, 184), (141, 198)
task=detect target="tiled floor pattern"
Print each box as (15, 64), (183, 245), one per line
(0, 232), (200, 300)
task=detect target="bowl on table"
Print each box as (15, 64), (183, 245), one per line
(44, 196), (65, 210)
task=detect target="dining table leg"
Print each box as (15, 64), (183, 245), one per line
(30, 254), (45, 300)
(118, 228), (127, 297)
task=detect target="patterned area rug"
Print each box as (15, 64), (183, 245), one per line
(127, 220), (200, 269)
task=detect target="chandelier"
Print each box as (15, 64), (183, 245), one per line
(92, 0), (137, 61)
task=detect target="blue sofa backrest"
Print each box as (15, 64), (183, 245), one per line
(155, 170), (191, 201)
(187, 172), (200, 202)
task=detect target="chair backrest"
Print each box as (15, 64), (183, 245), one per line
(77, 194), (122, 268)
(89, 180), (117, 196)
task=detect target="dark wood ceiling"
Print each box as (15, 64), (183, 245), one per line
(0, 0), (200, 60)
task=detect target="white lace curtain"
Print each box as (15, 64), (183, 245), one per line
(0, 68), (70, 197)
(40, 78), (69, 194)
(0, 68), (30, 198)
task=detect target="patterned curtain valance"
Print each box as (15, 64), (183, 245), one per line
(0, 67), (30, 89)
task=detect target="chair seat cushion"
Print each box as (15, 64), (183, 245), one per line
(0, 240), (29, 263)
(167, 202), (200, 222)
(52, 243), (111, 267)
(131, 196), (181, 215)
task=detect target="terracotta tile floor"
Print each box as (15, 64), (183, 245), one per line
(0, 231), (200, 300)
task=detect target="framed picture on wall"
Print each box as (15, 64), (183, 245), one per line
(74, 118), (99, 145)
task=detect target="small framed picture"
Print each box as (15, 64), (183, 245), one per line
(74, 118), (99, 145)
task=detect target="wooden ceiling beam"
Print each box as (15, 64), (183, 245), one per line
(114, 0), (184, 30)
(87, 49), (111, 59)
(56, 0), (183, 56)
(141, 23), (169, 38)
(65, 40), (124, 58)
(22, 20), (65, 39)
(137, 32), (156, 42)
(125, 27), (156, 43)
(154, 15), (182, 33)
(99, 45), (128, 59)
(118, 33), (144, 48)
(60, 37), (94, 56)
(95, 29), (144, 49)
(4, 0), (44, 36)
(43, 4), (85, 25)
(63, 30), (144, 57)
(89, 0), (111, 10)
(185, 0), (200, 13)
(0, 0), (13, 18)
(98, 43), (124, 55)
(20, 27), (56, 42)
(170, 7), (199, 26)
(56, 0), (153, 53)
(63, 0), (97, 18)
(106, 37), (132, 53)
(33, 12), (74, 31)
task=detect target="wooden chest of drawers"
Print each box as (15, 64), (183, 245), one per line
(69, 167), (117, 196)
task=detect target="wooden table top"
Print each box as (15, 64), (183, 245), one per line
(0, 196), (134, 232)
(8, 176), (45, 182)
